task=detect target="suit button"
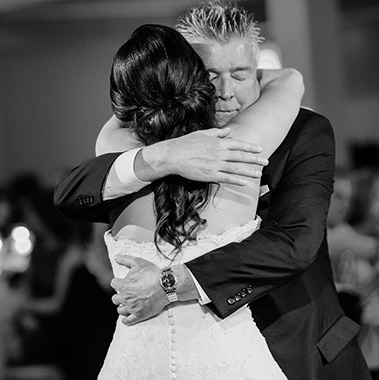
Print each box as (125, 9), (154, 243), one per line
(247, 285), (254, 294)
(227, 297), (236, 305)
(78, 194), (94, 206)
(240, 289), (247, 298)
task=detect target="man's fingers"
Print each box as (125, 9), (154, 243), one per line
(214, 174), (248, 187)
(114, 254), (137, 267)
(112, 294), (133, 316)
(117, 304), (130, 316)
(223, 150), (269, 167)
(216, 160), (265, 178)
(200, 129), (264, 154)
(111, 292), (124, 305)
(213, 171), (260, 186)
(222, 138), (263, 154)
(111, 277), (131, 293)
(201, 127), (231, 138)
(122, 314), (143, 326)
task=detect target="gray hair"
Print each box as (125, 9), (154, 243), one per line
(176, 0), (263, 55)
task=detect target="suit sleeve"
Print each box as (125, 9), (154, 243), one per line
(54, 152), (129, 223)
(186, 111), (336, 318)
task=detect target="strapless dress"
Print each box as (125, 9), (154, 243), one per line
(98, 219), (287, 380)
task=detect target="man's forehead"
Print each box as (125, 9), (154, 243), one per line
(191, 39), (252, 53)
(208, 65), (253, 74)
(191, 42), (213, 57)
(191, 41), (257, 72)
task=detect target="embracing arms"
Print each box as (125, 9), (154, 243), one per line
(96, 68), (304, 178)
(55, 129), (266, 223)
(54, 69), (301, 222)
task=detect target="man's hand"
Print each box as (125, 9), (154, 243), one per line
(111, 256), (200, 325)
(137, 127), (268, 185)
(111, 255), (168, 325)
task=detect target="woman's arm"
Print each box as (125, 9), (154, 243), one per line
(96, 116), (140, 156)
(96, 69), (303, 159)
(228, 68), (304, 159)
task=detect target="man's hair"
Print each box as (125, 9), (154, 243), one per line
(176, 0), (263, 55)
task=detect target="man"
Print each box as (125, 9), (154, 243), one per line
(54, 1), (370, 379)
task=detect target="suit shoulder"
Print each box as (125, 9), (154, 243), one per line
(292, 107), (334, 137)
(297, 107), (332, 126)
(282, 108), (336, 160)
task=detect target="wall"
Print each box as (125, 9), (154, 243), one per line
(308, 0), (379, 166)
(0, 17), (176, 186)
(266, 0), (316, 108)
(0, 72), (10, 182)
(0, 0), (379, 186)
(0, 28), (117, 186)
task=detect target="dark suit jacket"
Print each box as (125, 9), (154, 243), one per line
(54, 108), (370, 380)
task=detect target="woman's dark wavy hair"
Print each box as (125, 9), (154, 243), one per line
(110, 24), (217, 258)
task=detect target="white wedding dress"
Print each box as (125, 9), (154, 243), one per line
(98, 219), (287, 380)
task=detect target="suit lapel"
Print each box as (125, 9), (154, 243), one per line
(257, 108), (306, 219)
(260, 108), (307, 191)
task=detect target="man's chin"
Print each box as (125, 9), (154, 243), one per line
(215, 111), (237, 127)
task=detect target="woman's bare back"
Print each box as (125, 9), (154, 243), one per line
(112, 176), (260, 242)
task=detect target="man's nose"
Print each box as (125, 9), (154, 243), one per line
(217, 77), (234, 100)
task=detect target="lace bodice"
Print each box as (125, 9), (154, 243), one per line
(98, 218), (288, 380)
(104, 219), (260, 275)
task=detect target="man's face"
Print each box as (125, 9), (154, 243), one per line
(193, 38), (260, 127)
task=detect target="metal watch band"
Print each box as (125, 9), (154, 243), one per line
(166, 291), (179, 303)
(160, 267), (178, 303)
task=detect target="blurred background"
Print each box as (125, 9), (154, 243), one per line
(0, 0), (379, 379)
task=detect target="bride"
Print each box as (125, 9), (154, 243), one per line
(97, 24), (303, 379)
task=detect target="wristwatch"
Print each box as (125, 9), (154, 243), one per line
(160, 267), (179, 303)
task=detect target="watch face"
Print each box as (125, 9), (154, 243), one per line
(161, 272), (176, 290)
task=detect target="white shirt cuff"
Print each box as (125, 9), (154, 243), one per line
(188, 270), (211, 305)
(103, 148), (151, 200)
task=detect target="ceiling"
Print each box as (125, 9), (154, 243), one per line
(0, 0), (211, 21)
(0, 0), (268, 53)
(0, 0), (267, 22)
